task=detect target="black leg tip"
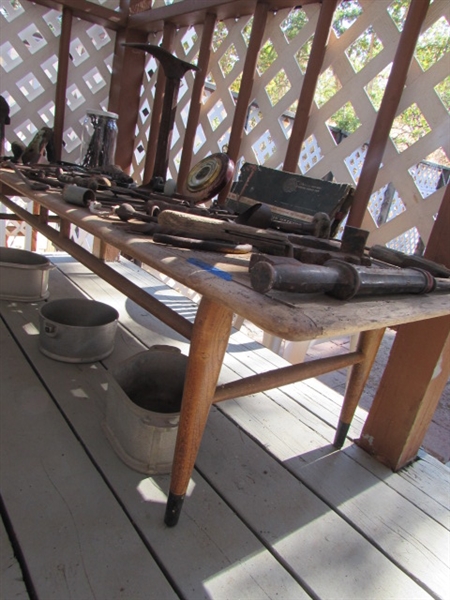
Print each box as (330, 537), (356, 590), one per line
(164, 492), (185, 527)
(334, 421), (350, 448)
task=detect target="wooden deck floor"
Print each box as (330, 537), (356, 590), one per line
(1, 254), (449, 600)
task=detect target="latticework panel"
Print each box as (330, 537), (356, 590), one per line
(133, 0), (449, 251)
(0, 0), (117, 163)
(1, 0), (117, 248)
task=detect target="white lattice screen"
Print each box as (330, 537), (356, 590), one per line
(1, 0), (449, 253)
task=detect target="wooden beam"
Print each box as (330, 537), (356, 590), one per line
(217, 1), (269, 205)
(129, 0), (319, 34)
(283, 0), (339, 173)
(26, 0), (127, 30)
(423, 184), (450, 266)
(346, 0), (431, 228)
(177, 13), (217, 192)
(52, 6), (72, 162)
(113, 28), (149, 172)
(358, 185), (450, 470)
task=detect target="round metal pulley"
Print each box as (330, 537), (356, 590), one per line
(182, 153), (234, 202)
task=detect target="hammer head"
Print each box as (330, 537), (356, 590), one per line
(123, 43), (200, 79)
(312, 212), (331, 239)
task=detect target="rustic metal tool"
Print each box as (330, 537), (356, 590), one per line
(369, 244), (450, 278)
(123, 43), (199, 184)
(115, 203), (156, 223)
(181, 153), (235, 203)
(153, 233), (252, 254)
(158, 209), (292, 255)
(250, 258), (450, 299)
(7, 162), (49, 191)
(272, 211), (331, 238)
(340, 225), (369, 258)
(235, 202), (273, 228)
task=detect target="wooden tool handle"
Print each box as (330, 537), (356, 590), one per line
(158, 210), (227, 239)
(158, 210), (288, 244)
(369, 245), (450, 278)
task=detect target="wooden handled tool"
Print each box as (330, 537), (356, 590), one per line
(250, 258), (450, 299)
(369, 245), (450, 278)
(153, 233), (252, 254)
(158, 210), (292, 255)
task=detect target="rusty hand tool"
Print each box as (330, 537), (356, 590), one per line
(158, 209), (293, 255)
(153, 233), (252, 254)
(115, 203), (156, 223)
(285, 224), (371, 266)
(272, 211), (331, 239)
(181, 153), (235, 203)
(7, 162), (50, 191)
(250, 258), (450, 299)
(145, 199), (210, 218)
(369, 244), (450, 278)
(235, 202), (273, 228)
(123, 43), (199, 184)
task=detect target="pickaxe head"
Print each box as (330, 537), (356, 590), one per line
(123, 43), (200, 79)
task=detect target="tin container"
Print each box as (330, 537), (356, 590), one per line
(103, 346), (187, 475)
(0, 247), (53, 302)
(39, 298), (119, 363)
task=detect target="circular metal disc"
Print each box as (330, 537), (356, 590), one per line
(182, 153), (234, 202)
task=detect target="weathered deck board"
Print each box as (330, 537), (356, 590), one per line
(0, 319), (178, 600)
(0, 517), (29, 600)
(1, 253), (448, 600)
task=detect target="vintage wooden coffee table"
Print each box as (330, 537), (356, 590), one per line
(1, 169), (449, 525)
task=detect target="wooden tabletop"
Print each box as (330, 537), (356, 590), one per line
(1, 169), (449, 341)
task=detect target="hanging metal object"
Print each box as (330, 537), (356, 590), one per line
(123, 43), (200, 186)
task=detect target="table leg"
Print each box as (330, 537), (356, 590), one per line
(358, 315), (450, 470)
(334, 328), (385, 448)
(164, 296), (233, 526)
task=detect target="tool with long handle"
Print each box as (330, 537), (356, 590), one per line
(369, 244), (450, 278)
(153, 233), (252, 253)
(123, 44), (199, 184)
(250, 258), (450, 298)
(7, 162), (49, 191)
(158, 209), (292, 255)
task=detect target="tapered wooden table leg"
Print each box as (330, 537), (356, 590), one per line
(164, 296), (233, 526)
(334, 328), (385, 447)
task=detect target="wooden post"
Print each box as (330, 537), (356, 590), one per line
(358, 185), (450, 470)
(346, 0), (430, 228)
(53, 7), (73, 162)
(217, 1), (269, 206)
(92, 237), (120, 262)
(283, 0), (339, 173)
(113, 28), (149, 171)
(177, 13), (217, 193)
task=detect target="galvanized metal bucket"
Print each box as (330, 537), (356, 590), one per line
(39, 298), (119, 363)
(103, 345), (187, 475)
(0, 247), (53, 302)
